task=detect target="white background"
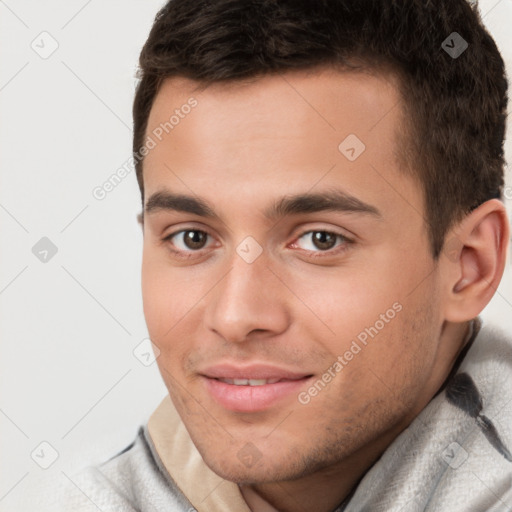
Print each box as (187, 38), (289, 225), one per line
(0, 1), (511, 510)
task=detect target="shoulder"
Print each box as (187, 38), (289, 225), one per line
(462, 320), (512, 396)
(55, 427), (195, 512)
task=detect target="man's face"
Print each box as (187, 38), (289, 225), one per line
(141, 68), (446, 482)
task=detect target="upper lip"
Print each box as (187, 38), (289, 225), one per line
(200, 363), (312, 381)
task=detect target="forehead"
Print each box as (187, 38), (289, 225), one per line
(142, 68), (422, 223)
(146, 68), (403, 147)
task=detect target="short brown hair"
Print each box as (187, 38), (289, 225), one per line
(133, 0), (508, 258)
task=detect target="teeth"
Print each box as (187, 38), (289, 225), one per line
(218, 378), (281, 386)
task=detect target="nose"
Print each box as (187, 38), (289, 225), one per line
(204, 248), (290, 343)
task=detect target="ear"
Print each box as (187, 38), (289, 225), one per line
(442, 199), (510, 323)
(137, 212), (144, 232)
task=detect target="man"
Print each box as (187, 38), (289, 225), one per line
(62, 0), (511, 510)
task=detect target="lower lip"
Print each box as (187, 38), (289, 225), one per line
(202, 376), (312, 412)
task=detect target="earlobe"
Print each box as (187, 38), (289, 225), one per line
(444, 199), (509, 323)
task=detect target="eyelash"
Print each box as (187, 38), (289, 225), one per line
(162, 228), (353, 260)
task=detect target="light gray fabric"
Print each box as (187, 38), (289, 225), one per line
(54, 428), (196, 512)
(57, 320), (512, 512)
(338, 320), (512, 512)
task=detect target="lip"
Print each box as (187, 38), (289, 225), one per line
(200, 363), (313, 412)
(200, 363), (311, 381)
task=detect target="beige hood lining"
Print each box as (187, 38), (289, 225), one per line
(147, 395), (252, 512)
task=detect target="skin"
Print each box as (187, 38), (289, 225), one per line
(140, 68), (509, 512)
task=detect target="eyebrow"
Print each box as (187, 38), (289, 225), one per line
(145, 191), (216, 217)
(144, 189), (381, 220)
(264, 190), (381, 219)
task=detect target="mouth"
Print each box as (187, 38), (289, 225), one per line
(200, 368), (314, 412)
(214, 377), (306, 386)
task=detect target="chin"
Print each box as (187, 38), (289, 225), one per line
(198, 442), (309, 484)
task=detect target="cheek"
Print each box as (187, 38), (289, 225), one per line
(141, 250), (189, 341)
(350, 287), (439, 401)
(141, 262), (192, 387)
(290, 258), (436, 379)
(289, 264), (400, 339)
(141, 250), (211, 377)
(141, 258), (167, 338)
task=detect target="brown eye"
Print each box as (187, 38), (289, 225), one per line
(296, 230), (343, 252)
(183, 230), (208, 250)
(166, 230), (211, 251)
(311, 231), (337, 250)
